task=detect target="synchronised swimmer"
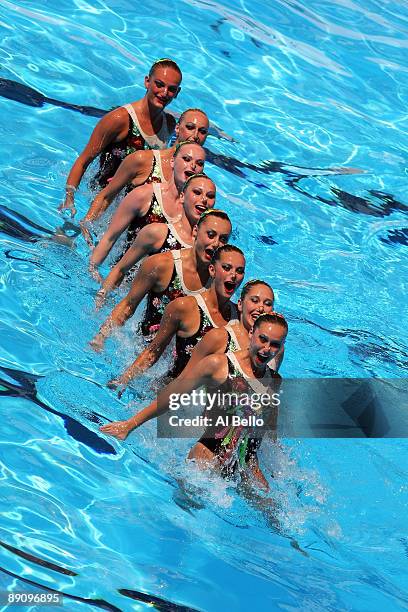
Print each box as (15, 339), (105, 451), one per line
(59, 57), (289, 492)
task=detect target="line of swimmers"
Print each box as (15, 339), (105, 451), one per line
(59, 58), (288, 490)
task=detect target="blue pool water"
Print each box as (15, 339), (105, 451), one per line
(0, 0), (407, 610)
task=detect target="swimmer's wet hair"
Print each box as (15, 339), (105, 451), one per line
(178, 108), (208, 123)
(149, 58), (182, 78)
(253, 312), (288, 332)
(182, 172), (214, 193)
(197, 209), (230, 227)
(173, 140), (205, 158)
(211, 244), (244, 265)
(240, 279), (274, 301)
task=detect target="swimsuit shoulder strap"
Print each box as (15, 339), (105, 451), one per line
(123, 105), (167, 147)
(226, 351), (273, 395)
(229, 302), (239, 325)
(152, 150), (164, 181)
(123, 104), (139, 128)
(226, 350), (243, 376)
(171, 250), (205, 295)
(152, 183), (179, 223)
(158, 112), (172, 142)
(193, 293), (217, 326)
(166, 221), (190, 248)
(152, 182), (166, 216)
(224, 323), (241, 351)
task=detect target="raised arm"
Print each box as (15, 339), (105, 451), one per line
(100, 353), (226, 439)
(89, 183), (152, 270)
(179, 327), (228, 376)
(97, 223), (168, 301)
(90, 255), (158, 351)
(59, 108), (127, 217)
(109, 297), (187, 389)
(83, 150), (147, 224)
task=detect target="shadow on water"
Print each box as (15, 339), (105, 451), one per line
(0, 205), (80, 242)
(0, 77), (106, 117)
(288, 175), (408, 220)
(4, 78), (408, 221)
(0, 79), (377, 198)
(0, 365), (116, 455)
(3, 78), (408, 220)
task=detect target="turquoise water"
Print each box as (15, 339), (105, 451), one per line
(0, 0), (407, 610)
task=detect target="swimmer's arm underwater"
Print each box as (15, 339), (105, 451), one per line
(98, 224), (167, 300)
(84, 151), (146, 226)
(89, 183), (151, 267)
(90, 257), (157, 351)
(101, 354), (226, 439)
(110, 298), (185, 387)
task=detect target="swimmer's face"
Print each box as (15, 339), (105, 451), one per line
(209, 250), (245, 299)
(193, 217), (231, 264)
(172, 144), (206, 187)
(181, 177), (216, 224)
(145, 65), (181, 108)
(176, 111), (209, 146)
(249, 322), (287, 371)
(238, 284), (274, 332)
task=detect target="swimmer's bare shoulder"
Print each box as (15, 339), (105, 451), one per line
(196, 352), (229, 384)
(181, 327), (229, 374)
(167, 294), (196, 318)
(96, 106), (131, 141)
(140, 250), (174, 290)
(124, 148), (153, 169)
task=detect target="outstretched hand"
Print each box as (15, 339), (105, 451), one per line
(89, 263), (103, 284)
(100, 419), (132, 440)
(80, 220), (94, 248)
(107, 377), (127, 399)
(89, 334), (104, 352)
(58, 195), (77, 218)
(95, 288), (107, 310)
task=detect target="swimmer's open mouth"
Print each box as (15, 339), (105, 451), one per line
(184, 170), (195, 179)
(251, 311), (261, 322)
(224, 281), (236, 295)
(256, 352), (270, 364)
(195, 204), (207, 215)
(204, 248), (214, 260)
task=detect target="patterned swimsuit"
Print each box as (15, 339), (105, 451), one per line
(170, 295), (239, 378)
(141, 250), (205, 337)
(124, 149), (164, 197)
(91, 104), (171, 189)
(158, 222), (190, 254)
(198, 354), (279, 475)
(124, 181), (178, 254)
(225, 323), (240, 353)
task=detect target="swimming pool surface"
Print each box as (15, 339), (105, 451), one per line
(0, 0), (407, 610)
